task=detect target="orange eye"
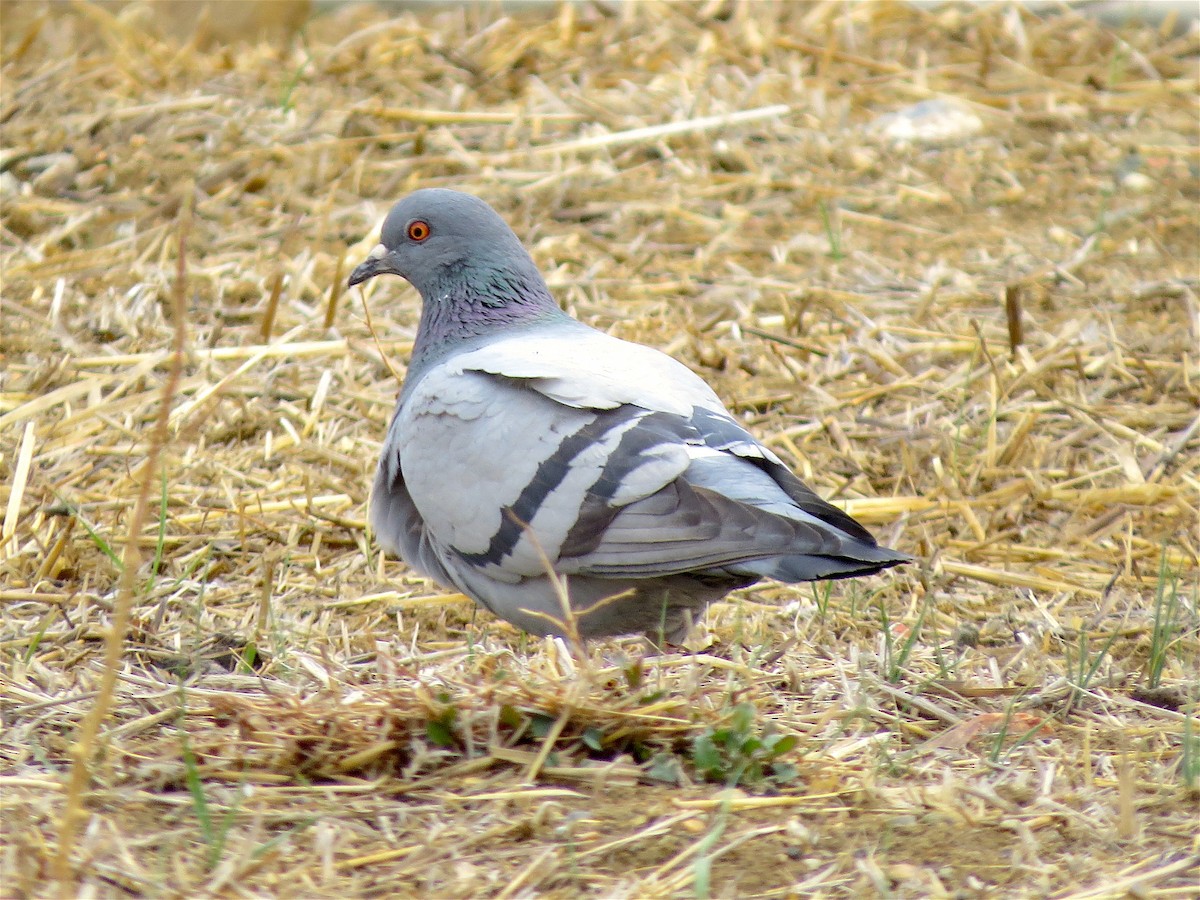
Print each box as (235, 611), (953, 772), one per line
(407, 220), (431, 242)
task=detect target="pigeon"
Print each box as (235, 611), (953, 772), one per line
(349, 189), (910, 641)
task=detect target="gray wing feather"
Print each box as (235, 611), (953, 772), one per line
(369, 428), (461, 589)
(370, 328), (908, 600)
(451, 328), (724, 415)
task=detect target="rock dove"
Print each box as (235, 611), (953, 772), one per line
(349, 189), (910, 641)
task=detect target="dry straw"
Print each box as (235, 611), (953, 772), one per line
(2, 1), (1198, 897)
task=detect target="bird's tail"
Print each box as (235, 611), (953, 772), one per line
(730, 544), (912, 583)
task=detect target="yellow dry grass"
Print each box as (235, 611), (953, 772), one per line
(2, 1), (1198, 897)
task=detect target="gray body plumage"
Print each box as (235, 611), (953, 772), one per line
(350, 189), (910, 640)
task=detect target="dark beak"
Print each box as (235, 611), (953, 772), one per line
(348, 243), (393, 287)
(348, 258), (381, 287)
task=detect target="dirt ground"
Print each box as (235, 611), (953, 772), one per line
(2, 1), (1198, 897)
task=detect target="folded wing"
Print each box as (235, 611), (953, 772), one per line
(370, 327), (909, 595)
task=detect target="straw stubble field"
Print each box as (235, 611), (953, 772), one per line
(2, 1), (1198, 897)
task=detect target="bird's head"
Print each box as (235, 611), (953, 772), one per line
(348, 189), (533, 300)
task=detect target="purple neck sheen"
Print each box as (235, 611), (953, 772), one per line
(409, 257), (565, 368)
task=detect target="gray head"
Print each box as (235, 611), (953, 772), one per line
(348, 190), (564, 366)
(349, 189), (546, 301)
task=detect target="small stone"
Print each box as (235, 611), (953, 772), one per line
(1119, 171), (1154, 193)
(0, 171), (23, 198)
(867, 99), (984, 147)
(32, 154), (80, 194)
(681, 817), (706, 834)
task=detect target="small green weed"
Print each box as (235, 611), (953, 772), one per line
(1066, 625), (1121, 711)
(1147, 546), (1183, 689)
(989, 698), (1052, 764)
(691, 702), (799, 788)
(71, 505), (123, 571)
(879, 598), (928, 683)
(279, 33), (313, 112)
(818, 200), (844, 260)
(23, 607), (57, 663)
(1180, 713), (1199, 793)
(179, 687), (244, 870)
(425, 696), (459, 747)
(810, 580), (833, 621)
